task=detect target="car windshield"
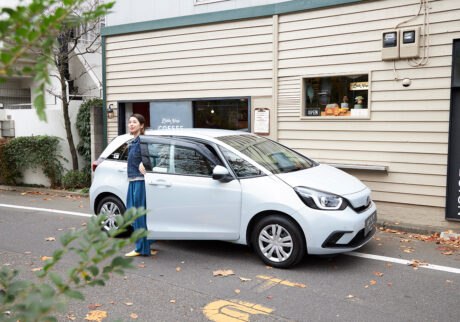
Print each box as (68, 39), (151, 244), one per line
(218, 134), (316, 174)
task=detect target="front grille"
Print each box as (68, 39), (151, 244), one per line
(351, 201), (372, 213)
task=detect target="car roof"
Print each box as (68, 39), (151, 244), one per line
(144, 128), (249, 138)
(100, 129), (253, 158)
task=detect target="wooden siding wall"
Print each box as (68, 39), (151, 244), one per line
(105, 17), (274, 139)
(277, 0), (458, 208)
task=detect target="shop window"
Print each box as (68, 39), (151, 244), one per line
(193, 99), (249, 131)
(302, 74), (369, 118)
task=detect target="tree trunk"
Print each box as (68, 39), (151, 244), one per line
(61, 78), (78, 171)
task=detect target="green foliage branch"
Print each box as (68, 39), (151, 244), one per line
(0, 0), (114, 121)
(1, 135), (66, 187)
(0, 207), (148, 322)
(77, 98), (100, 168)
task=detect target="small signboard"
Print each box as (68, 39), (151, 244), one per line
(350, 82), (369, 91)
(254, 108), (270, 135)
(306, 108), (321, 117)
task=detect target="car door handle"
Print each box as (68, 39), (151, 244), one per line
(147, 179), (171, 187)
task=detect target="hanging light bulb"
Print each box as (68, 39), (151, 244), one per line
(211, 109), (215, 114)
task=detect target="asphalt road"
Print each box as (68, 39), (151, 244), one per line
(0, 189), (459, 322)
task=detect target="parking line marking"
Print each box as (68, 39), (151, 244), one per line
(0, 203), (92, 218)
(346, 251), (460, 275)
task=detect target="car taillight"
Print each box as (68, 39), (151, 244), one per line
(92, 159), (101, 172)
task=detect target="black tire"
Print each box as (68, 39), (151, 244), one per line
(251, 215), (305, 268)
(96, 195), (130, 235)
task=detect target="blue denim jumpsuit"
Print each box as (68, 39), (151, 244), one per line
(126, 136), (152, 255)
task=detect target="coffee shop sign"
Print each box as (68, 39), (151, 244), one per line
(158, 118), (184, 130)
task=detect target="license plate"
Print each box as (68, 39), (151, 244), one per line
(364, 212), (377, 236)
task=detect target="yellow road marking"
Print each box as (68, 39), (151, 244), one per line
(203, 299), (273, 322)
(257, 275), (306, 288)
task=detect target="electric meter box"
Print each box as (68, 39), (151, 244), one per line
(382, 30), (399, 60)
(400, 27), (420, 59)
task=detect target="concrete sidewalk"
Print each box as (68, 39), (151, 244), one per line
(1, 185), (459, 236)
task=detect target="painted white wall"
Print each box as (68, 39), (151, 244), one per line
(6, 100), (83, 186)
(106, 0), (290, 26)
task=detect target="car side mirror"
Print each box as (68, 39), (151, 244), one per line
(212, 165), (233, 182)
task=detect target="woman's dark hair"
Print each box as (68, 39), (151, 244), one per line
(129, 113), (146, 134)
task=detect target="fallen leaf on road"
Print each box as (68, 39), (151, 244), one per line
(377, 243), (383, 246)
(386, 263), (392, 267)
(441, 251), (453, 255)
(407, 260), (427, 268)
(239, 277), (251, 282)
(446, 280), (453, 283)
(79, 205), (84, 208)
(170, 300), (176, 303)
(24, 251), (32, 255)
(31, 267), (42, 272)
(109, 301), (114, 305)
(123, 302), (133, 306)
(294, 283), (307, 288)
(150, 250), (158, 255)
(81, 222), (87, 226)
(365, 285), (369, 288)
(84, 310), (107, 321)
(44, 237), (56, 241)
(267, 296), (273, 299)
(138, 264), (145, 268)
(234, 289), (240, 294)
(394, 222), (400, 225)
(88, 304), (103, 310)
(265, 265), (273, 269)
(21, 192), (27, 195)
(66, 314), (76, 320)
(41, 256), (53, 261)
(387, 283), (392, 286)
(176, 267), (181, 271)
(400, 239), (410, 243)
(333, 265), (338, 270)
(130, 313), (138, 319)
(43, 198), (52, 201)
(370, 280), (376, 285)
(372, 271), (384, 277)
(213, 269), (234, 277)
(375, 238), (381, 241)
(346, 295), (355, 299)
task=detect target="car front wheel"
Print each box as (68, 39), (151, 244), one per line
(96, 195), (126, 233)
(252, 215), (305, 268)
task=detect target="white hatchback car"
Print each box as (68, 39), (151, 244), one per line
(90, 129), (377, 268)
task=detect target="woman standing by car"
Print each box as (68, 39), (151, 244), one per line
(124, 113), (153, 257)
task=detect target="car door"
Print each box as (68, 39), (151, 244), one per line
(140, 136), (242, 240)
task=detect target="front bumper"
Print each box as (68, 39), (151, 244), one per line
(295, 202), (377, 255)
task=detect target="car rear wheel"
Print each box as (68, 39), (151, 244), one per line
(96, 195), (127, 233)
(252, 215), (305, 268)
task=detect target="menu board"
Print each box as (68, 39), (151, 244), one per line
(254, 108), (270, 135)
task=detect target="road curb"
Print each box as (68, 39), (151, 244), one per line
(376, 220), (458, 236)
(0, 185), (89, 197)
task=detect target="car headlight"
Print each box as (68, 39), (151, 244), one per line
(294, 187), (348, 210)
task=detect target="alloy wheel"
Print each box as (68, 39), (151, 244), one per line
(258, 224), (293, 263)
(100, 202), (121, 231)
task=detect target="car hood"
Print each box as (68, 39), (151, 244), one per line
(275, 164), (367, 196)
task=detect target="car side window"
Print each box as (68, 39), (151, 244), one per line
(174, 145), (214, 176)
(220, 147), (262, 178)
(145, 142), (215, 177)
(107, 141), (130, 161)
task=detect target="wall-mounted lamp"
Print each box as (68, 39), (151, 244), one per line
(107, 104), (114, 119)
